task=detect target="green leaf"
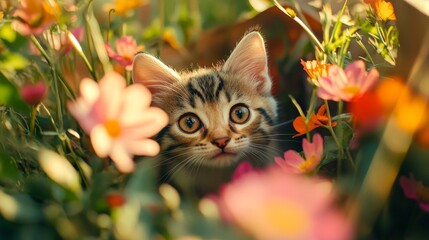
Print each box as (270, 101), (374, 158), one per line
(0, 23), (18, 43)
(0, 152), (20, 180)
(0, 23), (28, 51)
(0, 52), (30, 70)
(0, 72), (29, 111)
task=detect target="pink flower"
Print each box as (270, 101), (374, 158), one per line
(317, 60), (379, 102)
(231, 161), (256, 181)
(218, 167), (353, 240)
(20, 81), (48, 105)
(12, 0), (60, 36)
(399, 174), (429, 212)
(48, 27), (84, 54)
(67, 72), (168, 173)
(31, 27), (84, 55)
(105, 36), (144, 71)
(275, 134), (324, 174)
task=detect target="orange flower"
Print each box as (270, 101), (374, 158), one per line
(376, 78), (427, 134)
(104, 0), (147, 15)
(300, 59), (330, 86)
(12, 0), (60, 36)
(348, 92), (383, 132)
(365, 0), (396, 21)
(393, 89), (427, 134)
(375, 0), (396, 21)
(293, 104), (337, 137)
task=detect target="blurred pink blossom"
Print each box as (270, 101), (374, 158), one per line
(67, 72), (168, 173)
(275, 134), (323, 174)
(48, 27), (84, 54)
(399, 174), (429, 212)
(30, 27), (84, 55)
(20, 81), (48, 105)
(105, 36), (144, 71)
(232, 161), (257, 181)
(218, 167), (353, 240)
(12, 0), (60, 36)
(317, 60), (379, 102)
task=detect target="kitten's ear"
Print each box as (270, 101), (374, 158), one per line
(132, 53), (181, 94)
(222, 32), (271, 94)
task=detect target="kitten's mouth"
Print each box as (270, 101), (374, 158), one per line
(212, 151), (237, 161)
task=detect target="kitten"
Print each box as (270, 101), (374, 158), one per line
(132, 31), (278, 196)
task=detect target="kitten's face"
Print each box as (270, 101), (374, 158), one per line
(133, 32), (277, 168)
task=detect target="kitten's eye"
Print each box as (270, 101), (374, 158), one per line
(178, 113), (202, 134)
(230, 104), (250, 124)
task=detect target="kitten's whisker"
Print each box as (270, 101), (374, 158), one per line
(251, 143), (283, 154)
(160, 155), (197, 182)
(271, 120), (294, 129)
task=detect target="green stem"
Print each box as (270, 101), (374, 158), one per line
(337, 100), (345, 174)
(30, 35), (52, 66)
(338, 37), (351, 67)
(86, 0), (112, 74)
(40, 103), (59, 133)
(67, 30), (97, 80)
(30, 35), (63, 130)
(288, 0), (313, 32)
(51, 65), (63, 129)
(30, 105), (39, 137)
(272, 0), (324, 52)
(324, 100), (343, 176)
(346, 148), (356, 170)
(356, 38), (375, 65)
(157, 0), (165, 57)
(63, 134), (89, 188)
(84, 14), (97, 79)
(328, 0), (348, 45)
(305, 88), (318, 141)
(125, 70), (132, 85)
(107, 9), (115, 42)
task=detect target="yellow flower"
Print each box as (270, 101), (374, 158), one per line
(300, 59), (330, 86)
(104, 0), (147, 15)
(393, 88), (427, 134)
(162, 29), (180, 49)
(365, 0), (396, 21)
(373, 0), (396, 21)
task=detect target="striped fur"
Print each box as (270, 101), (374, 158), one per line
(133, 31), (278, 195)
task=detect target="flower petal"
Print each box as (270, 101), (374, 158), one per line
(418, 202), (429, 212)
(119, 84), (154, 125)
(110, 144), (135, 173)
(360, 68), (379, 95)
(80, 78), (100, 105)
(345, 60), (366, 86)
(284, 150), (305, 168)
(317, 74), (342, 101)
(274, 157), (287, 169)
(233, 161), (256, 181)
(90, 125), (112, 158)
(313, 134), (324, 160)
(399, 175), (418, 200)
(121, 107), (168, 138)
(99, 72), (126, 119)
(124, 138), (161, 157)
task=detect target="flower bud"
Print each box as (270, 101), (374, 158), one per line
(20, 81), (47, 105)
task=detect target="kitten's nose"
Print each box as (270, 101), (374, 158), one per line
(211, 137), (231, 149)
